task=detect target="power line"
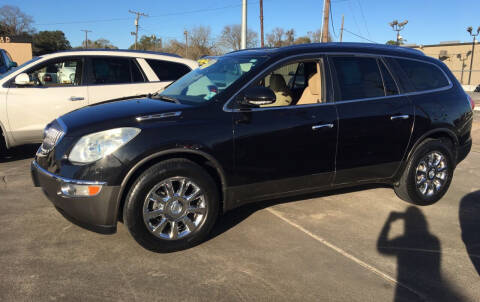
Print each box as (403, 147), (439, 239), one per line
(34, 2), (261, 26)
(342, 28), (378, 43)
(356, 0), (371, 38)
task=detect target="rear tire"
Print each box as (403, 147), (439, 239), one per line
(394, 138), (454, 205)
(123, 158), (219, 252)
(0, 131), (7, 158)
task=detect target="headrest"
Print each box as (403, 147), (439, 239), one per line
(269, 74), (287, 91)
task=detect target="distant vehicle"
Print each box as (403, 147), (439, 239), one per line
(32, 43), (473, 252)
(0, 49), (198, 152)
(0, 49), (17, 74)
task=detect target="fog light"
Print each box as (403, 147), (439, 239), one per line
(60, 183), (103, 197)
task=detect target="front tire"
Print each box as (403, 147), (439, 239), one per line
(394, 138), (454, 205)
(123, 159), (219, 252)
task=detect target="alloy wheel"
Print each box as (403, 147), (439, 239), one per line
(415, 151), (448, 197)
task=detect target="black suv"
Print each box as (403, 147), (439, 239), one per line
(32, 43), (474, 252)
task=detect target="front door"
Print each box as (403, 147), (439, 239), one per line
(6, 57), (87, 145)
(329, 55), (414, 184)
(230, 58), (338, 204)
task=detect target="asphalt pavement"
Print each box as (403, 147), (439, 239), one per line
(0, 122), (479, 301)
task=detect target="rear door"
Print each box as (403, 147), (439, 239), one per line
(85, 56), (156, 104)
(6, 56), (87, 144)
(329, 55), (414, 184)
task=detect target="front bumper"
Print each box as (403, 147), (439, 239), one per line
(31, 160), (120, 234)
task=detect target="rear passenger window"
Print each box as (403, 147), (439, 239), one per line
(90, 57), (145, 84)
(396, 59), (449, 91)
(379, 61), (399, 96)
(331, 56), (385, 101)
(146, 59), (191, 81)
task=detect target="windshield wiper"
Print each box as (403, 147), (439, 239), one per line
(151, 94), (180, 104)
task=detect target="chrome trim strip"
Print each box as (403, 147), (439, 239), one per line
(312, 123), (334, 130)
(32, 160), (107, 186)
(222, 52), (453, 113)
(390, 114), (410, 120)
(136, 111), (182, 122)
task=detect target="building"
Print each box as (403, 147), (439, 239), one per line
(0, 35), (33, 65)
(408, 41), (480, 89)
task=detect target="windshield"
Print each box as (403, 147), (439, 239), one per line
(0, 56), (42, 79)
(160, 55), (268, 104)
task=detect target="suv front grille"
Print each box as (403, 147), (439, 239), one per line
(38, 120), (66, 156)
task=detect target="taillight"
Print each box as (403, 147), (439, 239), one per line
(467, 94), (475, 110)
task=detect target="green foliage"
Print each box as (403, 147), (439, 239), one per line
(32, 31), (71, 56)
(129, 35), (162, 51)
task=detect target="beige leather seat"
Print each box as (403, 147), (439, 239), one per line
(297, 71), (322, 105)
(262, 74), (292, 107)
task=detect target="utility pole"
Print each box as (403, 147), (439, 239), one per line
(321, 0), (331, 43)
(339, 15), (344, 42)
(389, 20), (408, 45)
(241, 0), (247, 49)
(184, 30), (188, 57)
(457, 51), (471, 84)
(81, 29), (92, 48)
(467, 26), (480, 85)
(259, 0), (264, 47)
(129, 10), (148, 50)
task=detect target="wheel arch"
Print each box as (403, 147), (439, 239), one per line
(0, 119), (10, 149)
(394, 128), (458, 182)
(115, 149), (228, 222)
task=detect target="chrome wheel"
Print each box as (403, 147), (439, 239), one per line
(415, 151), (448, 197)
(142, 177), (207, 240)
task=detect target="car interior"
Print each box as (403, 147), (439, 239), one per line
(256, 60), (325, 107)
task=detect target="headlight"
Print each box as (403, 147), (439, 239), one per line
(69, 128), (141, 164)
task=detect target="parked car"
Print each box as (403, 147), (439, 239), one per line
(0, 48), (17, 74)
(0, 49), (197, 153)
(31, 43), (474, 252)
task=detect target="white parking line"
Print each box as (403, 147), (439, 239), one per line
(266, 207), (426, 301)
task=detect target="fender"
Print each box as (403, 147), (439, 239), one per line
(114, 148), (229, 220)
(394, 127), (458, 181)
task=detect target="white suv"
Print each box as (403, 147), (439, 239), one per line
(0, 50), (197, 152)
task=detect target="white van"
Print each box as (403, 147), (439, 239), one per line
(0, 50), (197, 151)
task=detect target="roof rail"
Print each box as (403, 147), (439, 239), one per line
(54, 49), (183, 58)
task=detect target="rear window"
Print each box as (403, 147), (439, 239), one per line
(146, 59), (191, 81)
(396, 59), (450, 92)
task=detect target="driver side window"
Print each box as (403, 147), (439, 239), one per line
(252, 59), (325, 107)
(27, 58), (83, 87)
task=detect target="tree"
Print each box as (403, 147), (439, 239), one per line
(32, 31), (71, 55)
(128, 35), (162, 51)
(90, 38), (118, 49)
(294, 36), (312, 45)
(386, 40), (405, 46)
(266, 28), (297, 47)
(218, 24), (258, 52)
(0, 5), (34, 36)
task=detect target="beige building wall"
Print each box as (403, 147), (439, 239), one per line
(410, 42), (480, 86)
(0, 42), (33, 65)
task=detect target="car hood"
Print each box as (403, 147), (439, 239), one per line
(60, 97), (190, 135)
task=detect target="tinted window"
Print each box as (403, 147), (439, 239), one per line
(91, 57), (130, 84)
(146, 59), (191, 81)
(131, 60), (145, 83)
(379, 61), (399, 96)
(331, 56), (385, 101)
(396, 59), (449, 91)
(27, 58), (83, 87)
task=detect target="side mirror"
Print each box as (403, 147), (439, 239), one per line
(8, 61), (17, 69)
(242, 86), (276, 106)
(14, 73), (31, 86)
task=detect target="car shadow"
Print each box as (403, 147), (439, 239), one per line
(0, 144), (39, 163)
(377, 206), (465, 302)
(209, 183), (391, 239)
(459, 190), (480, 276)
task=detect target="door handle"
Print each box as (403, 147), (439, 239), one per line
(69, 96), (84, 101)
(390, 115), (409, 120)
(312, 123), (334, 130)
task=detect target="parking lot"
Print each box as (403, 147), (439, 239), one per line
(0, 119), (479, 302)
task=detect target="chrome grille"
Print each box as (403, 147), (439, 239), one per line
(38, 120), (66, 155)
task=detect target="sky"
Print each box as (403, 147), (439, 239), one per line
(2, 0), (479, 49)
